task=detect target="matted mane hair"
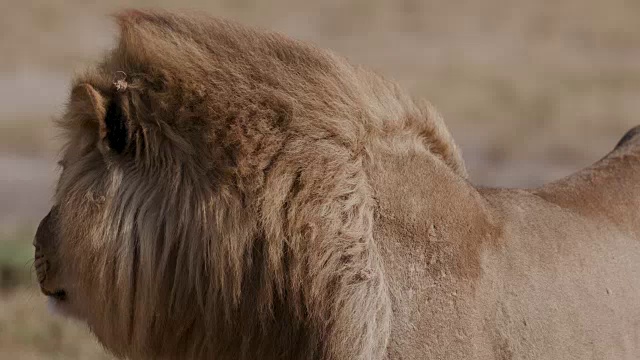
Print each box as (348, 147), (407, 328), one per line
(55, 9), (465, 359)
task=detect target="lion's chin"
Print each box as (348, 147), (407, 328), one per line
(47, 297), (65, 315)
(47, 297), (81, 321)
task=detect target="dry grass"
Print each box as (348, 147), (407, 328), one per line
(0, 289), (113, 360)
(1, 0), (639, 358)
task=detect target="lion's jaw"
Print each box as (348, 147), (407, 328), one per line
(46, 296), (74, 318)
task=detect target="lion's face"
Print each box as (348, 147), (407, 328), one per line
(33, 182), (105, 323)
(33, 84), (207, 359)
(34, 207), (67, 305)
(34, 101), (111, 318)
(33, 97), (132, 353)
(33, 70), (227, 357)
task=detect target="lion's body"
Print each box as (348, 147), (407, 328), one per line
(372, 143), (640, 358)
(33, 9), (640, 360)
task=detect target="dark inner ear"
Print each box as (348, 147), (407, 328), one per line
(103, 95), (129, 154)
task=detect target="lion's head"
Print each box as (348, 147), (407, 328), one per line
(33, 9), (465, 360)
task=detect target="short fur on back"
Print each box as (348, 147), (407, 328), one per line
(47, 9), (465, 359)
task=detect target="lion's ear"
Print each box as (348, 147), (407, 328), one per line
(70, 83), (107, 123)
(70, 83), (131, 155)
(100, 93), (130, 154)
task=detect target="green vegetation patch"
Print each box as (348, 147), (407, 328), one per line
(0, 229), (37, 290)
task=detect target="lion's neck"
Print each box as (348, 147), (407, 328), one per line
(368, 147), (499, 358)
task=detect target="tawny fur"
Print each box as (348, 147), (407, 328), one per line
(34, 9), (640, 360)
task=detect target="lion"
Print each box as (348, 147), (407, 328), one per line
(33, 9), (640, 360)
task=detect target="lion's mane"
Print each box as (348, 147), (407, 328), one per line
(55, 9), (465, 359)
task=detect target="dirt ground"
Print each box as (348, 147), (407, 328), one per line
(1, 0), (639, 358)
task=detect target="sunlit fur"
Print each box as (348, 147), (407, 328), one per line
(53, 10), (465, 359)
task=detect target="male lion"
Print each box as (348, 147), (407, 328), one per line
(34, 9), (640, 360)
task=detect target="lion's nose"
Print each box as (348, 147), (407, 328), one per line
(34, 210), (55, 286)
(34, 243), (49, 284)
(33, 207), (57, 250)
(33, 207), (66, 300)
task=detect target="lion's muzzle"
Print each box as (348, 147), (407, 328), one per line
(33, 207), (67, 301)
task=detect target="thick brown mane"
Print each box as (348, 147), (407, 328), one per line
(50, 9), (465, 359)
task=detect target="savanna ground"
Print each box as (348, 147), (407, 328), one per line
(1, 0), (639, 358)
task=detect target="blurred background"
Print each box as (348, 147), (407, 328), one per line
(1, 0), (638, 358)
